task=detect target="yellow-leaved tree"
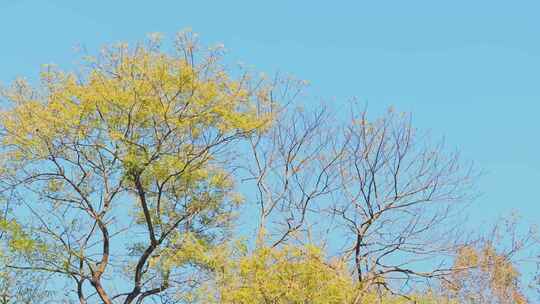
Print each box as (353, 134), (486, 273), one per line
(0, 31), (274, 304)
(443, 219), (534, 304)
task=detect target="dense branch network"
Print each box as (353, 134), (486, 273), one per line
(0, 32), (537, 304)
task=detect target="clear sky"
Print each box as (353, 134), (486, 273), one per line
(1, 0), (539, 226)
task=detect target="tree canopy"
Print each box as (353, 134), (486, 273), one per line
(0, 31), (538, 304)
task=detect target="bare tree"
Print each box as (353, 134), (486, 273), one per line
(240, 99), (346, 248)
(241, 99), (478, 301)
(330, 106), (476, 295)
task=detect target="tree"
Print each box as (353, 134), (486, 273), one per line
(241, 102), (476, 298)
(332, 107), (476, 293)
(445, 244), (527, 304)
(0, 32), (274, 304)
(214, 244), (359, 304)
(209, 243), (454, 304)
(442, 216), (537, 304)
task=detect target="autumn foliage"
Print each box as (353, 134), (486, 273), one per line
(0, 32), (537, 304)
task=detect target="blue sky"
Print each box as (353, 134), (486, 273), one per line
(1, 0), (539, 226)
